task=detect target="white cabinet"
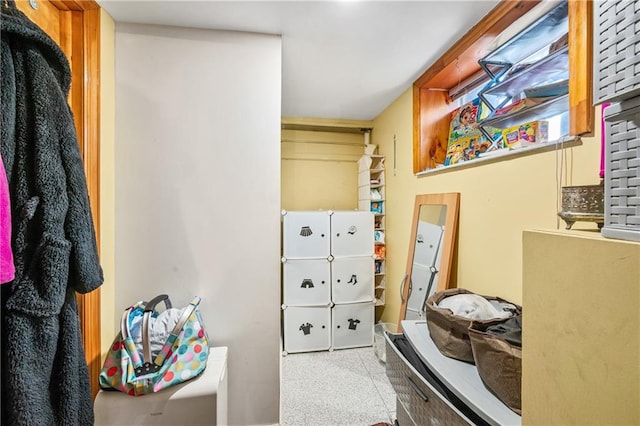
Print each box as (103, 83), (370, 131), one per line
(330, 212), (373, 257)
(282, 210), (374, 353)
(283, 306), (331, 353)
(282, 211), (331, 259)
(282, 259), (331, 306)
(332, 302), (374, 350)
(331, 257), (374, 304)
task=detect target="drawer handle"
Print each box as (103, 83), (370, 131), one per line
(407, 376), (429, 402)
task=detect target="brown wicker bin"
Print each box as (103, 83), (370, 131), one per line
(425, 288), (521, 364)
(468, 318), (522, 415)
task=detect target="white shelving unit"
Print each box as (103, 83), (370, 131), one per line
(358, 153), (386, 306)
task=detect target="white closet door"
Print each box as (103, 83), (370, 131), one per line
(282, 211), (331, 259)
(413, 221), (444, 268)
(332, 302), (374, 349)
(407, 263), (436, 313)
(331, 257), (374, 304)
(283, 306), (331, 354)
(331, 211), (373, 257)
(282, 259), (331, 306)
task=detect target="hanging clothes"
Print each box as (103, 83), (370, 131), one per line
(0, 2), (104, 425)
(0, 150), (15, 284)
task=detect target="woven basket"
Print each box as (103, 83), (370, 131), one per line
(425, 289), (521, 364)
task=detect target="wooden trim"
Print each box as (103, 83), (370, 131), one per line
(281, 116), (373, 133)
(56, 1), (102, 399)
(416, 88), (451, 171)
(397, 193), (460, 333)
(412, 0), (539, 174)
(50, 0), (99, 11)
(76, 4), (102, 399)
(569, 0), (594, 136)
(413, 0), (540, 89)
(15, 0), (102, 400)
(413, 0), (594, 174)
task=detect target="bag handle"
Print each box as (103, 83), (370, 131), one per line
(168, 296), (202, 339)
(119, 295), (171, 342)
(119, 305), (145, 369)
(120, 306), (133, 339)
(144, 294), (172, 312)
(137, 296), (202, 368)
(153, 296), (203, 367)
(140, 295), (174, 365)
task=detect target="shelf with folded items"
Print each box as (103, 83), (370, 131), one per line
(359, 153), (386, 306)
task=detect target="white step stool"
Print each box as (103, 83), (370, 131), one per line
(94, 346), (228, 425)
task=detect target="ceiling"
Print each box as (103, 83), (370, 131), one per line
(97, 0), (500, 121)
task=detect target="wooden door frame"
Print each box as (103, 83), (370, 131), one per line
(17, 0), (102, 397)
(73, 3), (102, 398)
(63, 0), (102, 399)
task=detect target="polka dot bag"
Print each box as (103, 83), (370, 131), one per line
(99, 295), (209, 396)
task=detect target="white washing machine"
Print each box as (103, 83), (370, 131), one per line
(94, 346), (228, 425)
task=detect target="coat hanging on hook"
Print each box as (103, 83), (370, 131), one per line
(0, 4), (103, 425)
(1, 0), (16, 10)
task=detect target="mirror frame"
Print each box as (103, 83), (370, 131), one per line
(397, 193), (460, 332)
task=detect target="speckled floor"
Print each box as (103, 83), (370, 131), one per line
(280, 346), (397, 426)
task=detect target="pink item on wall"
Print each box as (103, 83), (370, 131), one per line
(0, 152), (15, 284)
(601, 102), (611, 179)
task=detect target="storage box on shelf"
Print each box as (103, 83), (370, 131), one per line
(593, 0), (640, 243)
(601, 97), (640, 242)
(594, 0), (640, 104)
(412, 0), (593, 173)
(281, 210), (375, 354)
(358, 154), (386, 306)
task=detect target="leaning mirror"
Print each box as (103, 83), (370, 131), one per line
(398, 193), (460, 330)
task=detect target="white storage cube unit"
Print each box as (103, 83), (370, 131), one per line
(332, 302), (374, 350)
(282, 258), (331, 306)
(330, 211), (374, 257)
(331, 256), (374, 304)
(283, 305), (331, 354)
(281, 211), (376, 353)
(282, 211), (330, 259)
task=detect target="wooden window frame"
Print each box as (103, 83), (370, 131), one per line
(413, 0), (593, 174)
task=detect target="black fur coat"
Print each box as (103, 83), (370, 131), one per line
(1, 3), (104, 425)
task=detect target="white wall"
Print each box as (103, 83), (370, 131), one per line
(114, 23), (281, 425)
